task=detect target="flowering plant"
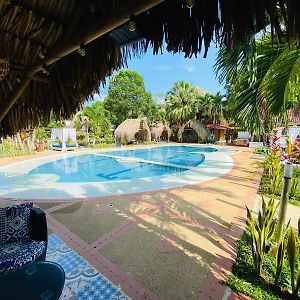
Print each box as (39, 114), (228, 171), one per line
(271, 135), (280, 153)
(290, 140), (300, 163)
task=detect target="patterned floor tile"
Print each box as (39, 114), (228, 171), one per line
(46, 234), (129, 300)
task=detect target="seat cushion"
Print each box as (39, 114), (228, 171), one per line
(0, 240), (46, 274)
(0, 202), (33, 245)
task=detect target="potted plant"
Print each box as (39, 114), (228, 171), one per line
(35, 140), (44, 152)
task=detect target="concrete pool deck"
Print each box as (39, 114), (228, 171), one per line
(0, 146), (263, 300)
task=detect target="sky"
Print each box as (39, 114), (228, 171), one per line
(91, 44), (225, 103)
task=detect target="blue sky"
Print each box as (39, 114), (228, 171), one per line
(92, 44), (225, 103)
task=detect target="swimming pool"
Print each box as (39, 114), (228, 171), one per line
(28, 146), (208, 182)
(0, 145), (235, 200)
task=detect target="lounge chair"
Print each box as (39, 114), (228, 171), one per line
(0, 203), (47, 274)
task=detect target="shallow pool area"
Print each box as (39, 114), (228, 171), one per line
(0, 145), (236, 200)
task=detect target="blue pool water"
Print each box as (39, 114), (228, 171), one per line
(102, 146), (214, 166)
(29, 146), (212, 183)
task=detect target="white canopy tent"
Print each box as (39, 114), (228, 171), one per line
(288, 127), (300, 143)
(51, 128), (77, 151)
(273, 126), (300, 148)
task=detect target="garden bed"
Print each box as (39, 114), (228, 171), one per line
(259, 155), (300, 207)
(228, 229), (300, 300)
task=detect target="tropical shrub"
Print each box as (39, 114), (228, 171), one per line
(265, 155), (282, 196)
(260, 153), (300, 206)
(290, 178), (300, 199)
(287, 226), (300, 296)
(242, 197), (300, 299)
(246, 198), (278, 276)
(0, 138), (32, 157)
(274, 220), (290, 287)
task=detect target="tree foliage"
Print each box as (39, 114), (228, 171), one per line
(165, 80), (198, 125)
(165, 80), (226, 126)
(80, 102), (112, 144)
(215, 35), (300, 133)
(197, 92), (226, 124)
(104, 70), (155, 125)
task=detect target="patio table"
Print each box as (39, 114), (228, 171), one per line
(0, 261), (65, 300)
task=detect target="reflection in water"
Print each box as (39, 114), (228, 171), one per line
(29, 154), (188, 183)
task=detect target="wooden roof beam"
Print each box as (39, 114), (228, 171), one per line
(0, 0), (165, 122)
(29, 0), (165, 77)
(12, 70), (52, 84)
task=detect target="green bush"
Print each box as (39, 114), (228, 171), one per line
(246, 198), (278, 276)
(230, 197), (300, 299)
(0, 140), (33, 157)
(260, 154), (300, 206)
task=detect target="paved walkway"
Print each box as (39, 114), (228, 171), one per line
(0, 147), (263, 300)
(252, 195), (300, 229)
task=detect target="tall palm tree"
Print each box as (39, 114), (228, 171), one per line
(165, 81), (198, 125)
(197, 92), (225, 124)
(215, 35), (300, 134)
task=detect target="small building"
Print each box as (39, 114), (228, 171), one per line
(151, 123), (171, 142)
(178, 120), (209, 143)
(207, 124), (234, 144)
(114, 118), (151, 145)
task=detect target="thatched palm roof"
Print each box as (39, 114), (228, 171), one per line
(151, 123), (171, 140)
(0, 0), (299, 135)
(114, 118), (151, 144)
(178, 120), (209, 142)
(195, 87), (210, 97)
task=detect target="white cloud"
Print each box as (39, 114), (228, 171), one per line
(181, 65), (195, 72)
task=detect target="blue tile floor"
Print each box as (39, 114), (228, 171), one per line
(46, 234), (129, 300)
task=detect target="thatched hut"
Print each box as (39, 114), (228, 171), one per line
(0, 1), (298, 136)
(178, 120), (209, 143)
(115, 118), (151, 144)
(151, 123), (171, 142)
(195, 86), (210, 97)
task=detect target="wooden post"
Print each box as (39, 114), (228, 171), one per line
(0, 77), (32, 122)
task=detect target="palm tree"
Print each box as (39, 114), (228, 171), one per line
(215, 35), (300, 134)
(197, 92), (225, 124)
(73, 102), (111, 145)
(165, 81), (198, 125)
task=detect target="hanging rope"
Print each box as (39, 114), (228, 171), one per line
(0, 59), (9, 81)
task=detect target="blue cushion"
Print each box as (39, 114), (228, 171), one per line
(0, 209), (6, 245)
(0, 202), (33, 245)
(0, 240), (46, 274)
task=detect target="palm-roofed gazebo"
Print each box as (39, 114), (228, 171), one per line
(114, 118), (151, 145)
(151, 123), (171, 142)
(178, 120), (209, 143)
(0, 1), (299, 136)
